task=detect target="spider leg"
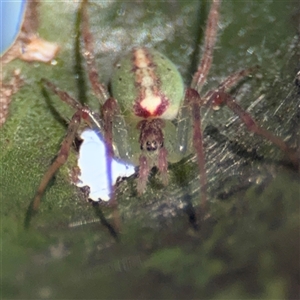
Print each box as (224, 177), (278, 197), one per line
(32, 110), (82, 211)
(102, 98), (119, 158)
(81, 0), (109, 104)
(177, 0), (221, 214)
(81, 0), (133, 161)
(100, 98), (121, 229)
(38, 81), (119, 205)
(184, 67), (263, 213)
(207, 89), (299, 169)
(191, 0), (221, 92)
(42, 79), (83, 111)
(43, 78), (98, 129)
(185, 88), (208, 211)
(137, 155), (150, 195)
(203, 66), (259, 106)
(158, 147), (168, 186)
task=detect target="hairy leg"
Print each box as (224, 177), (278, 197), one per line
(208, 89), (299, 168)
(137, 155), (150, 195)
(32, 110), (82, 211)
(185, 88), (208, 211)
(183, 0), (221, 215)
(43, 79), (83, 110)
(203, 66), (259, 107)
(81, 0), (109, 104)
(191, 0), (221, 92)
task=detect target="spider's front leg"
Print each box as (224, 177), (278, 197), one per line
(81, 0), (133, 163)
(32, 109), (83, 212)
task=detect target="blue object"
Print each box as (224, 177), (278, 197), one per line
(1, 0), (27, 55)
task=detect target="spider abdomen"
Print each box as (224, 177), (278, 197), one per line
(111, 47), (184, 120)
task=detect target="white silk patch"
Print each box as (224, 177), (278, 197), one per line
(76, 129), (135, 202)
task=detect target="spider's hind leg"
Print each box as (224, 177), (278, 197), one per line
(205, 71), (299, 169)
(175, 0), (221, 216)
(184, 88), (208, 211)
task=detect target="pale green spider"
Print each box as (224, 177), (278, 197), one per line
(31, 0), (298, 228)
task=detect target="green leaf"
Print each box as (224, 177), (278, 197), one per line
(1, 1), (299, 299)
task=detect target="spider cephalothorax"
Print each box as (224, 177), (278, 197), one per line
(138, 119), (164, 152)
(136, 118), (168, 193)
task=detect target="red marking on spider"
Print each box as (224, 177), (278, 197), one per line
(133, 92), (170, 118)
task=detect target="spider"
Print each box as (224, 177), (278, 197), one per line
(31, 0), (298, 225)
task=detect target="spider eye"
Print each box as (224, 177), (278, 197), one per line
(146, 140), (157, 151)
(141, 140), (164, 152)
